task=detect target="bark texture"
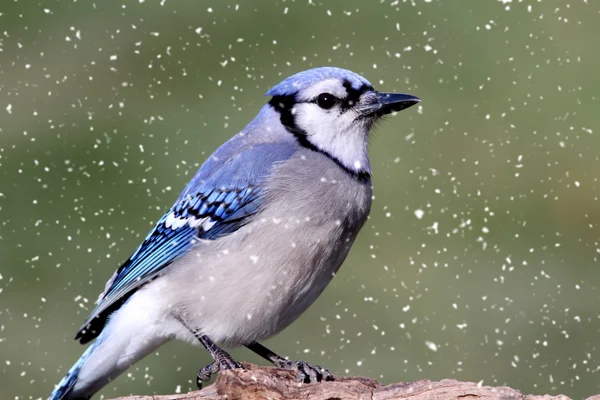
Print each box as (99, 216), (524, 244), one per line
(110, 363), (599, 400)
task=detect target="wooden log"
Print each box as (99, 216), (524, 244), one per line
(110, 363), (596, 400)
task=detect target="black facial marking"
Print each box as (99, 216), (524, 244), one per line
(341, 80), (373, 111)
(269, 95), (305, 137)
(268, 94), (371, 183)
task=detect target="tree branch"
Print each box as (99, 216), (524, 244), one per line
(111, 363), (598, 400)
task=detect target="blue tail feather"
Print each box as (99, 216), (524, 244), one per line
(49, 343), (96, 400)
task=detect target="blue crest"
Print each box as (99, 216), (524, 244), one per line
(265, 67), (373, 97)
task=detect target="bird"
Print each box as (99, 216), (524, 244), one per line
(49, 66), (420, 400)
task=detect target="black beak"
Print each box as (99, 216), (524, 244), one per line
(376, 92), (420, 116)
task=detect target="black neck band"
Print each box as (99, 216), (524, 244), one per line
(268, 96), (371, 183)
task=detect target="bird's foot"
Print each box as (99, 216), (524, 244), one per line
(274, 359), (334, 383)
(196, 358), (243, 389)
(196, 361), (218, 388)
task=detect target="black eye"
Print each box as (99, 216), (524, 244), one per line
(316, 93), (337, 109)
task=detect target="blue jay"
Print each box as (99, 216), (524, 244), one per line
(49, 67), (419, 400)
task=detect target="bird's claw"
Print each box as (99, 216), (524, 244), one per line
(276, 360), (334, 383)
(196, 361), (218, 388)
(196, 359), (243, 389)
(219, 357), (243, 372)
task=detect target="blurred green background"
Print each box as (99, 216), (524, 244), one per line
(1, 0), (600, 399)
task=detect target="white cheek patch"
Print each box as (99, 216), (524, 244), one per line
(294, 103), (371, 175)
(295, 79), (348, 102)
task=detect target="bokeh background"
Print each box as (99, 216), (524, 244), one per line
(2, 0), (600, 399)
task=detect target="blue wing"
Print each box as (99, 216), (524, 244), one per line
(76, 142), (296, 343)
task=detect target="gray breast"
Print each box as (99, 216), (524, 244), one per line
(164, 149), (372, 346)
(247, 150), (372, 329)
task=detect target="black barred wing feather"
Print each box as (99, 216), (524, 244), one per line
(75, 143), (296, 343)
(75, 185), (259, 343)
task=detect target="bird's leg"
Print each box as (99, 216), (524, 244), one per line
(246, 341), (334, 383)
(189, 329), (243, 388)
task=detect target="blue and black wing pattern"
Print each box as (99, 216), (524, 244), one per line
(75, 143), (296, 344)
(167, 185), (259, 239)
(76, 185), (260, 343)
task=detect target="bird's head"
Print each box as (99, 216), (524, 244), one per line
(266, 67), (419, 179)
